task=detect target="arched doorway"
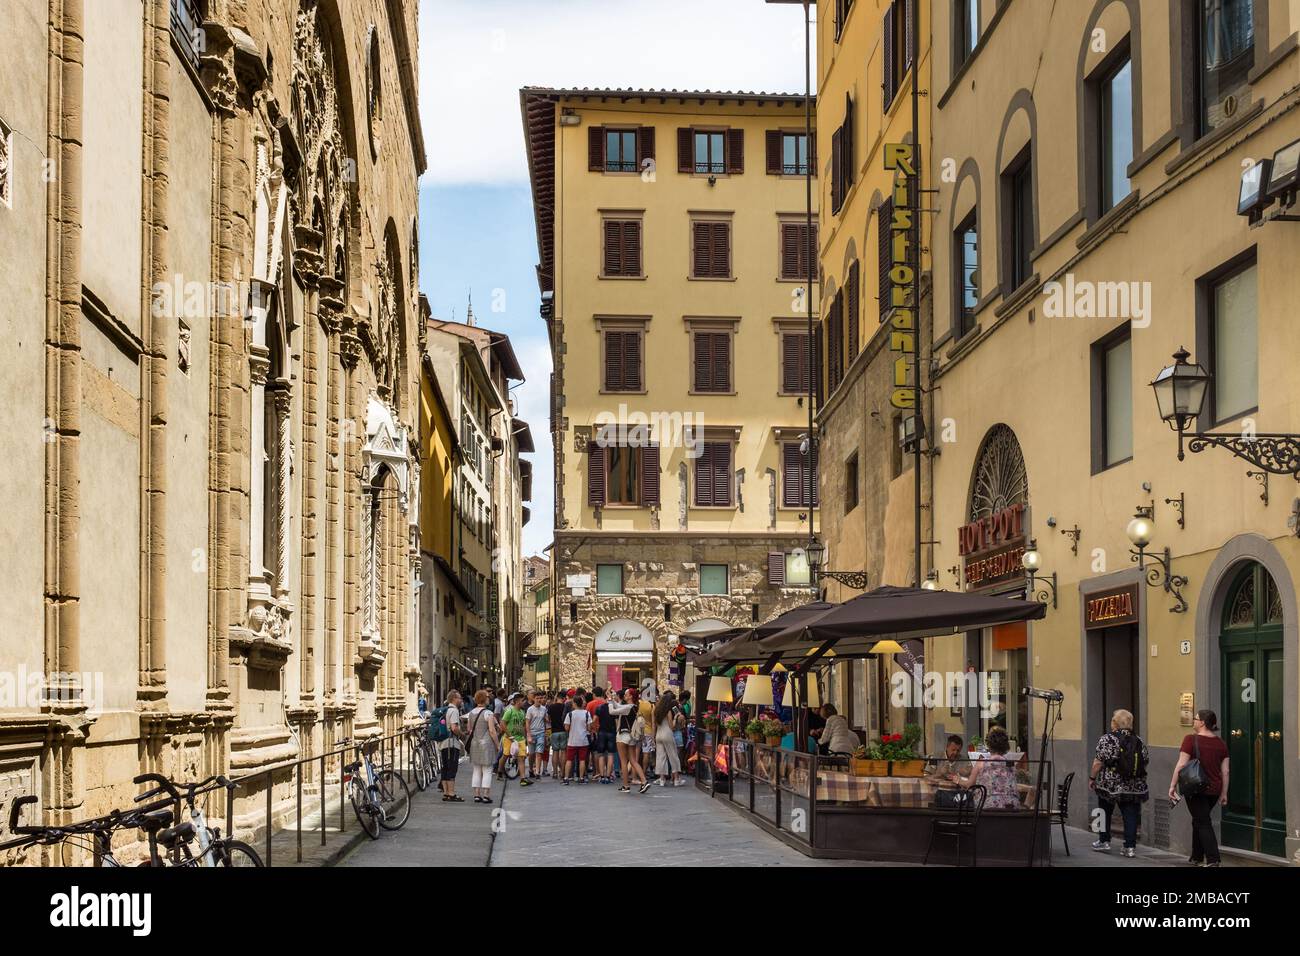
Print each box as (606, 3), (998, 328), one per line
(1218, 561), (1285, 856)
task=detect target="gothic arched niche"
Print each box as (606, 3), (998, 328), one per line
(292, 0), (358, 289)
(374, 225), (407, 414)
(967, 424), (1029, 522)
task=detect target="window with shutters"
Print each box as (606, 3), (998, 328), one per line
(767, 131), (812, 176)
(690, 219), (732, 279)
(601, 218), (642, 278)
(779, 329), (811, 395)
(779, 221), (817, 280)
(694, 130), (726, 174)
(834, 0), (855, 40)
(588, 437), (660, 508)
(679, 126), (743, 175)
(826, 292), (844, 395)
(589, 125), (655, 173)
(1001, 147), (1034, 293)
(781, 440), (818, 508)
(882, 0), (915, 113)
(691, 330), (733, 393)
(830, 94), (854, 215)
(601, 327), (644, 392)
(693, 440), (734, 508)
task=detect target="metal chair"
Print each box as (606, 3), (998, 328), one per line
(924, 784), (986, 866)
(1053, 771), (1075, 856)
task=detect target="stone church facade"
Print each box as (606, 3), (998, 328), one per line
(0, 0), (425, 858)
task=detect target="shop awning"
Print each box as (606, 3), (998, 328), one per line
(756, 585), (1046, 661)
(452, 659), (479, 678)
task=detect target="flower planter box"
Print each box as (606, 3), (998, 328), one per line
(850, 758), (890, 777)
(747, 732), (763, 743)
(890, 759), (927, 777)
(766, 736), (782, 747)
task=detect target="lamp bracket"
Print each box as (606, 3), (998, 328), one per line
(1027, 570), (1058, 609)
(1247, 470), (1269, 507)
(1185, 431), (1300, 478)
(1164, 493), (1186, 530)
(817, 570), (869, 590)
(1130, 545), (1189, 614)
(1060, 524), (1082, 556)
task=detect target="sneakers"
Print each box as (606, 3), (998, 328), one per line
(1091, 840), (1111, 852)
(618, 786), (631, 793)
(1122, 847), (1136, 858)
(562, 778), (571, 786)
(674, 778), (687, 787)
(656, 778), (665, 787)
(638, 781), (652, 794)
(519, 778), (532, 787)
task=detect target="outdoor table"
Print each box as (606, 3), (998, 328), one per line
(815, 770), (936, 807)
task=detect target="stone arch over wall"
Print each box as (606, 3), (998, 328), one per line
(563, 597), (673, 690)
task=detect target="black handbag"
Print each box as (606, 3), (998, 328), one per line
(1177, 735), (1207, 796)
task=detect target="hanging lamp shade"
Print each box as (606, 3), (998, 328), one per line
(706, 675), (734, 703)
(781, 677), (822, 708)
(869, 639), (905, 655)
(740, 675), (774, 707)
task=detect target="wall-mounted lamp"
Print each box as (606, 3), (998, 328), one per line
(920, 569), (940, 591)
(1021, 538), (1057, 609)
(1125, 511), (1188, 613)
(559, 110), (581, 127)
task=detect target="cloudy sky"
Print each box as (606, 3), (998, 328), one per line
(415, 0), (814, 555)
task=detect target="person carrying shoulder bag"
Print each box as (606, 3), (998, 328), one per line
(1169, 709), (1230, 867)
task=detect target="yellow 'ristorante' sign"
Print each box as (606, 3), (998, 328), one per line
(884, 143), (916, 410)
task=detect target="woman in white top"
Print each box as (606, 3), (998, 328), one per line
(608, 688), (651, 793)
(816, 704), (859, 754)
(465, 689), (501, 803)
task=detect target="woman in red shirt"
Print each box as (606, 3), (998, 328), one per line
(1167, 709), (1230, 866)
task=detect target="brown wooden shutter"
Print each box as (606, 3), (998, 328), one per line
(768, 552), (786, 586)
(714, 333), (731, 390)
(827, 293), (843, 394)
(780, 222), (797, 279)
(830, 127), (843, 213)
(847, 259), (860, 362)
(712, 223), (730, 278)
(882, 3), (896, 111)
(603, 330), (623, 390)
(766, 130), (782, 174)
(678, 127), (694, 173)
(693, 443), (713, 507)
(878, 198), (893, 319)
(726, 128), (744, 174)
(810, 442), (819, 507)
(622, 220), (641, 276)
(588, 441), (607, 506)
(782, 442), (802, 507)
(713, 442), (732, 506)
(813, 323), (824, 405)
(809, 130), (817, 169)
(693, 332), (710, 391)
(589, 126), (606, 171)
(638, 126), (656, 167)
(641, 441), (660, 506)
(782, 331), (809, 393)
(603, 219), (622, 276)
(624, 330), (642, 390)
(692, 222), (711, 277)
(844, 93), (855, 188)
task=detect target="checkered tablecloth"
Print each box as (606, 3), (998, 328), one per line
(815, 770), (937, 807)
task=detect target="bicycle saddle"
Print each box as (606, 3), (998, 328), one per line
(157, 821), (196, 848)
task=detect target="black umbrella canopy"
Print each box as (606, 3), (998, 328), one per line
(694, 600), (837, 666)
(756, 585), (1046, 654)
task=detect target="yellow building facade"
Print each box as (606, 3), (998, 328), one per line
(914, 0), (1299, 863)
(522, 87), (822, 692)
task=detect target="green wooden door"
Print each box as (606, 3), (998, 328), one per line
(1218, 563), (1286, 856)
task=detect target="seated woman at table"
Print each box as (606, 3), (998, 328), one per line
(813, 704), (858, 756)
(955, 727), (1021, 809)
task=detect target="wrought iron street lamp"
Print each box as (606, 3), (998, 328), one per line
(1153, 347), (1300, 476)
(1125, 510), (1188, 613)
(1020, 538), (1057, 609)
(805, 537), (868, 591)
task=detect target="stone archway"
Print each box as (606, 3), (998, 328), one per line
(565, 597), (672, 691)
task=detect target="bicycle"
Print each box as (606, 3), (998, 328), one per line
(407, 722), (439, 792)
(342, 738), (412, 838)
(132, 772), (263, 867)
(6, 793), (175, 867)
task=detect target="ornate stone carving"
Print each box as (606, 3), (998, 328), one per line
(0, 116), (11, 209)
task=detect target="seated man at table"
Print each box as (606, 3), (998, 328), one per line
(927, 734), (972, 783)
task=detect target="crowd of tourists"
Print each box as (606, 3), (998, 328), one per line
(422, 683), (693, 802)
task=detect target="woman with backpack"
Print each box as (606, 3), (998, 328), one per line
(608, 687), (651, 794)
(465, 689), (501, 804)
(1088, 709), (1149, 857)
(1168, 709), (1230, 867)
(653, 690), (687, 786)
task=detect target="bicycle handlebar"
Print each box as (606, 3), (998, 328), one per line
(133, 772), (180, 804)
(8, 795), (39, 835)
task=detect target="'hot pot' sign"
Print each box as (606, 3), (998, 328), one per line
(959, 504), (1027, 590)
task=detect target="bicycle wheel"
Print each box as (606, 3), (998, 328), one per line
(350, 779), (381, 839)
(217, 839), (264, 867)
(376, 769), (412, 831)
(415, 743), (433, 792)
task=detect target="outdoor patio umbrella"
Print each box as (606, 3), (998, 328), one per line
(755, 585), (1046, 660)
(693, 600), (837, 666)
